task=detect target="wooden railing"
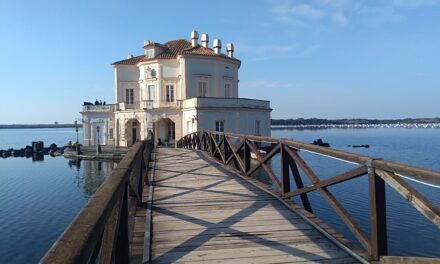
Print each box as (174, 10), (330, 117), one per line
(177, 131), (440, 262)
(40, 140), (154, 264)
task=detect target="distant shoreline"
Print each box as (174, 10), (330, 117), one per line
(271, 123), (440, 129)
(0, 124), (79, 129)
(271, 117), (440, 129)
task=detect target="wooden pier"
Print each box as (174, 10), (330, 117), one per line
(144, 147), (362, 263)
(41, 131), (440, 264)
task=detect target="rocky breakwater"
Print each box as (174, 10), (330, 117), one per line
(0, 141), (73, 160)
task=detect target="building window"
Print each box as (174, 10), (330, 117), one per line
(109, 128), (114, 139)
(167, 122), (175, 140)
(166, 85), (174, 102)
(125, 88), (134, 104)
(215, 121), (225, 132)
(225, 83), (231, 98)
(146, 49), (154, 58)
(255, 120), (261, 136)
(198, 81), (207, 97)
(148, 85), (155, 100)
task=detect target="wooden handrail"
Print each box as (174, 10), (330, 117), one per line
(177, 130), (440, 261)
(193, 130), (440, 184)
(40, 140), (154, 264)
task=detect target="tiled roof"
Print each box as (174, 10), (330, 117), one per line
(112, 55), (145, 65)
(112, 39), (240, 65)
(142, 42), (166, 49)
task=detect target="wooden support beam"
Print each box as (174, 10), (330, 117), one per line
(285, 146), (372, 254)
(376, 169), (440, 228)
(246, 141), (282, 191)
(380, 256), (440, 263)
(223, 134), (229, 164)
(244, 138), (251, 174)
(369, 168), (388, 260)
(287, 156), (313, 213)
(284, 166), (368, 198)
(225, 137), (245, 173)
(280, 144), (291, 195)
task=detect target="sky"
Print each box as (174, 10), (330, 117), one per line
(0, 0), (439, 123)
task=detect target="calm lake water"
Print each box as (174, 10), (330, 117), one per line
(270, 128), (440, 257)
(0, 127), (439, 263)
(0, 128), (116, 264)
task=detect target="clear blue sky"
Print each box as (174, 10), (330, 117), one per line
(1, 0), (439, 123)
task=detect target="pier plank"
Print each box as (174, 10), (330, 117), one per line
(144, 148), (361, 263)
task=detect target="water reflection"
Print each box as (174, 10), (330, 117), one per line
(67, 159), (117, 199)
(32, 152), (44, 161)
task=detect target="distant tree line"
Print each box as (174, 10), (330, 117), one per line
(271, 118), (440, 126)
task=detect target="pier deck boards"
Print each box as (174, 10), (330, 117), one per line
(145, 147), (360, 263)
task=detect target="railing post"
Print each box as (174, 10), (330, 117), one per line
(114, 185), (130, 264)
(223, 134), (229, 164)
(197, 132), (202, 150)
(244, 138), (251, 175)
(280, 144), (291, 195)
(368, 159), (388, 260)
(210, 133), (215, 157)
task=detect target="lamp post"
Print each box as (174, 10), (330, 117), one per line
(74, 120), (81, 154)
(74, 120), (79, 143)
(96, 125), (102, 154)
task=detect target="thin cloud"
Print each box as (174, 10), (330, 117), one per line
(270, 0), (440, 28)
(271, 0), (349, 27)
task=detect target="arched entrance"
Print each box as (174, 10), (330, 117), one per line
(126, 119), (141, 147)
(155, 118), (175, 147)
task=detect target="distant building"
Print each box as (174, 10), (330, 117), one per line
(81, 30), (272, 147)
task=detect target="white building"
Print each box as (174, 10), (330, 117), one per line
(81, 30), (272, 147)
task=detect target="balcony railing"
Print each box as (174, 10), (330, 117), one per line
(82, 104), (116, 112)
(118, 102), (140, 110)
(141, 100), (182, 110)
(181, 97), (270, 109)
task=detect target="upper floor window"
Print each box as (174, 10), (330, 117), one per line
(166, 85), (174, 102)
(148, 85), (155, 100)
(198, 81), (207, 97)
(255, 120), (261, 136)
(146, 49), (154, 58)
(125, 88), (134, 104)
(225, 83), (231, 98)
(215, 120), (225, 132)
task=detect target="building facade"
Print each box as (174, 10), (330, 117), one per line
(81, 31), (272, 147)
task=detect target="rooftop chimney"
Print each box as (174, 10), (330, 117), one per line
(143, 40), (151, 46)
(201, 33), (209, 48)
(127, 54), (134, 59)
(226, 43), (234, 58)
(191, 30), (199, 47)
(213, 39), (221, 54)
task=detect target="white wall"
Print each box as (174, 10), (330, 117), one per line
(183, 56), (239, 99)
(82, 112), (114, 146)
(195, 109), (271, 137)
(115, 66), (140, 105)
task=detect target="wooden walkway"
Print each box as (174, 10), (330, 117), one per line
(140, 147), (361, 263)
